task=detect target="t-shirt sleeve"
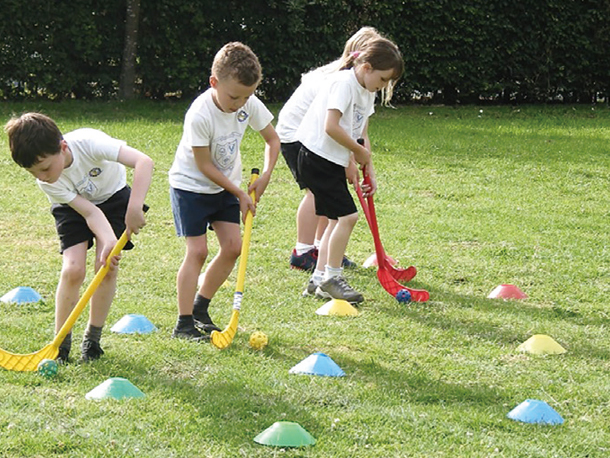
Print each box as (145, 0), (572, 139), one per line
(188, 112), (211, 148)
(247, 96), (274, 132)
(326, 80), (352, 115)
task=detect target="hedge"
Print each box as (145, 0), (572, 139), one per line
(1, 0), (608, 103)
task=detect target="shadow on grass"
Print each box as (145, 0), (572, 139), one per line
(376, 281), (610, 362)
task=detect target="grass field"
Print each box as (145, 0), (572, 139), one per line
(0, 101), (609, 457)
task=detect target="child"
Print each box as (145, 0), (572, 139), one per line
(296, 37), (404, 303)
(276, 27), (380, 273)
(169, 42), (279, 340)
(5, 112), (153, 363)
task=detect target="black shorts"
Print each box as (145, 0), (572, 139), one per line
(297, 145), (357, 220)
(281, 141), (307, 190)
(51, 186), (140, 253)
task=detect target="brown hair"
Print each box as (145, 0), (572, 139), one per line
(339, 37), (404, 105)
(4, 112), (63, 168)
(211, 42), (262, 87)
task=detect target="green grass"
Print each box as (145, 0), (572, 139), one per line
(0, 101), (609, 457)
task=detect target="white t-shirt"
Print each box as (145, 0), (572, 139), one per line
(38, 128), (126, 205)
(276, 63), (335, 143)
(169, 89), (273, 194)
(296, 69), (375, 167)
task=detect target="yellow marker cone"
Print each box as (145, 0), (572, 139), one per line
(517, 334), (566, 355)
(315, 299), (358, 316)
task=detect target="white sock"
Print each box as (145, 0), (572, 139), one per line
(312, 269), (325, 285)
(314, 239), (322, 249)
(295, 242), (315, 256)
(324, 265), (343, 281)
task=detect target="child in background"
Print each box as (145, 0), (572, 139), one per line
(296, 37), (404, 304)
(5, 112), (153, 363)
(276, 27), (380, 273)
(169, 42), (279, 340)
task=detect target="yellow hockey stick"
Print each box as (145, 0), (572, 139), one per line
(0, 231), (130, 371)
(211, 168), (259, 349)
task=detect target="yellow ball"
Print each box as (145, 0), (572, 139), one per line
(249, 331), (268, 350)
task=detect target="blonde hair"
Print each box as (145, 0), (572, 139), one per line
(308, 27), (382, 78)
(338, 37), (404, 105)
(211, 42), (262, 87)
(341, 27), (380, 59)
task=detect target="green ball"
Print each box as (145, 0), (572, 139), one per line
(37, 358), (58, 378)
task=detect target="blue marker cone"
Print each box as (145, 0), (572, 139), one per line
(289, 352), (345, 377)
(507, 399), (564, 425)
(1, 286), (42, 304)
(85, 377), (145, 400)
(111, 314), (157, 334)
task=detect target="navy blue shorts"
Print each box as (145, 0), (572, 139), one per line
(170, 187), (240, 237)
(51, 186), (141, 253)
(281, 141), (307, 190)
(297, 145), (357, 220)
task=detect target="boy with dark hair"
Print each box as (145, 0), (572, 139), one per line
(5, 112), (153, 363)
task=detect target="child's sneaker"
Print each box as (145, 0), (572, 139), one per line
(315, 276), (364, 304)
(56, 347), (70, 365)
(342, 255), (358, 269)
(194, 319), (221, 334)
(302, 279), (318, 297)
(172, 323), (209, 341)
(193, 309), (221, 334)
(81, 339), (104, 363)
(290, 248), (318, 272)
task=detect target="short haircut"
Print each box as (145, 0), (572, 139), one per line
(4, 112), (63, 168)
(211, 42), (262, 87)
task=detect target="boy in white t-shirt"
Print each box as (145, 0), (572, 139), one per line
(5, 113), (154, 363)
(169, 42), (279, 340)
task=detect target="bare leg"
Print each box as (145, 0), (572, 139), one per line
(177, 234), (208, 315)
(88, 255), (119, 327)
(315, 219), (337, 272)
(296, 190), (319, 245)
(55, 242), (88, 334)
(327, 212), (358, 269)
(199, 221), (241, 299)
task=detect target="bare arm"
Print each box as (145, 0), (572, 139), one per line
(68, 195), (118, 266)
(324, 109), (371, 167)
(117, 145), (154, 236)
(248, 123), (280, 202)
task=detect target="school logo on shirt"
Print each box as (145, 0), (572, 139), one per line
(214, 139), (238, 171)
(352, 106), (365, 137)
(237, 110), (249, 123)
(89, 167), (102, 177)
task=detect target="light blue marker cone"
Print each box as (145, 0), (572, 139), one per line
(111, 314), (157, 334)
(289, 352), (345, 377)
(0, 286), (42, 304)
(507, 399), (564, 425)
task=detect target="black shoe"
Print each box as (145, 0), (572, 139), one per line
(56, 347), (71, 365)
(172, 324), (209, 341)
(194, 319), (221, 334)
(81, 339), (104, 363)
(342, 255), (358, 269)
(193, 312), (221, 334)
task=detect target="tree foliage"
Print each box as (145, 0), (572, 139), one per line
(1, 0), (609, 103)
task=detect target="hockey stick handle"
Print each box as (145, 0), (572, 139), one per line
(51, 230), (129, 347)
(234, 168), (259, 296)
